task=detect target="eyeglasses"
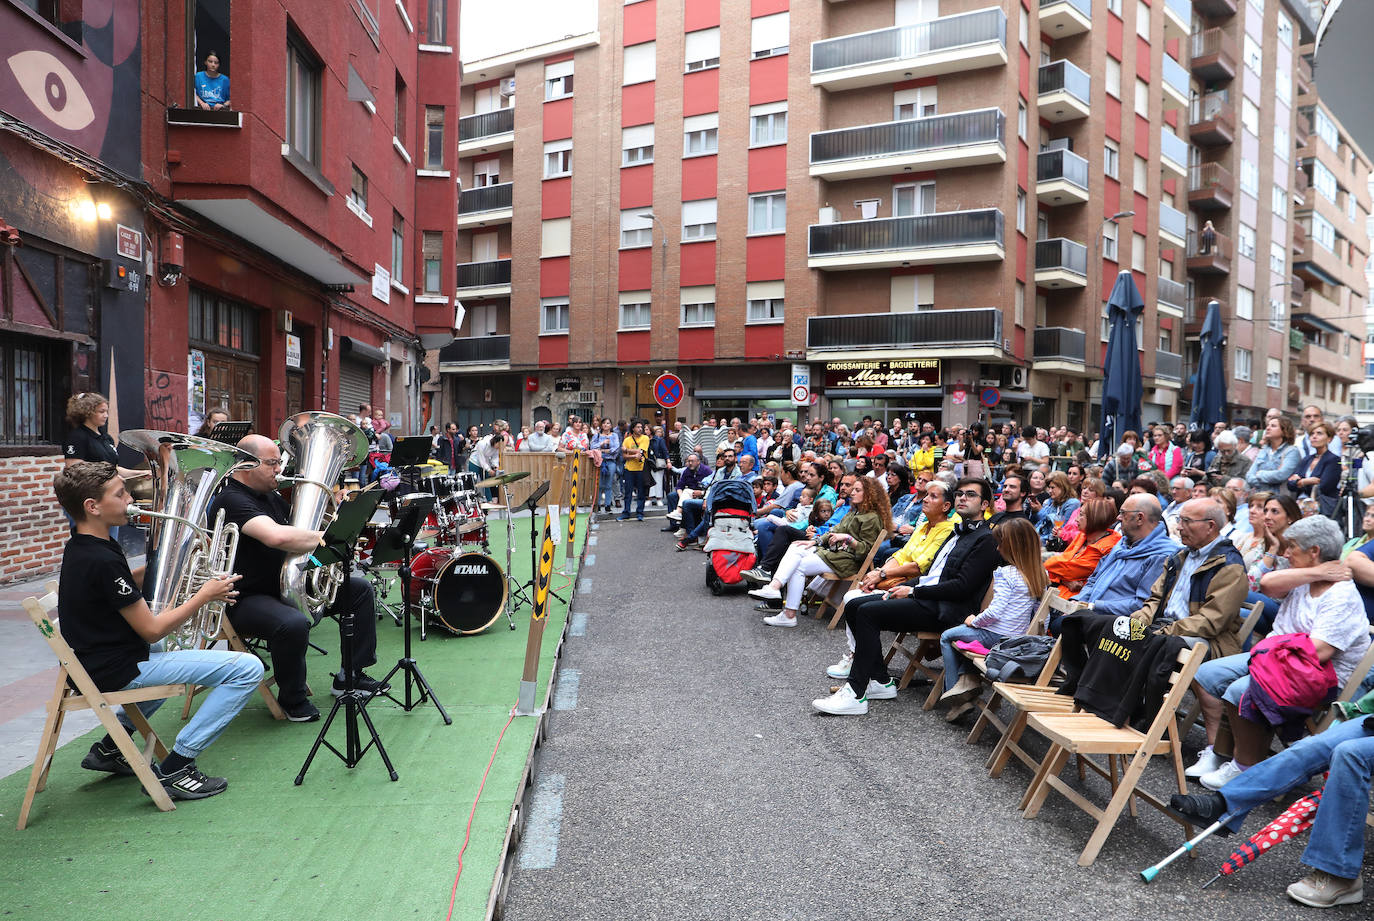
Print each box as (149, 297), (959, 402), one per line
(260, 457), (284, 468)
(954, 489), (984, 499)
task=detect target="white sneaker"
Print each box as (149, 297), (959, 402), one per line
(762, 612), (796, 628)
(1200, 759), (1245, 791)
(667, 510), (682, 521)
(1185, 746), (1225, 780)
(749, 585), (782, 601)
(865, 679), (897, 700)
(674, 528), (687, 539)
(812, 683), (868, 715)
(826, 653), (853, 679)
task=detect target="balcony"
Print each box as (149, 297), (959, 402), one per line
(1293, 166), (1309, 205)
(1160, 127), (1189, 180)
(1038, 0), (1091, 37)
(1295, 109), (1311, 149)
(1032, 326), (1087, 372)
(456, 182), (513, 229)
(806, 308), (1003, 358)
(1158, 277), (1187, 317)
(1289, 328), (1306, 351)
(454, 258), (512, 297)
(1163, 0), (1190, 40)
(1161, 54), (1191, 111)
(810, 7), (1008, 91)
(1189, 92), (1235, 147)
(1190, 28), (1237, 83)
(1290, 275), (1305, 307)
(457, 107), (515, 155)
(1036, 148), (1090, 205)
(1186, 228), (1232, 274)
(1155, 349), (1183, 383)
(808, 108), (1006, 180)
(807, 209), (1004, 271)
(1193, 0), (1236, 16)
(437, 335), (511, 370)
(1034, 238), (1088, 289)
(1159, 202), (1188, 248)
(1297, 55), (1313, 96)
(1292, 219), (1308, 254)
(1188, 163), (1234, 211)
(1038, 60), (1091, 122)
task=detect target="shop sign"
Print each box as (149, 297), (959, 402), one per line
(286, 333), (302, 370)
(116, 225), (142, 261)
(823, 359), (941, 390)
(554, 376), (580, 392)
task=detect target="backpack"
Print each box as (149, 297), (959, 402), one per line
(984, 635), (1056, 683)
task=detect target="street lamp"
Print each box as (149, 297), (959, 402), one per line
(637, 211), (669, 282)
(1091, 210), (1135, 315)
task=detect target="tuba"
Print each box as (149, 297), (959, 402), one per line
(121, 431), (259, 650)
(278, 411), (370, 620)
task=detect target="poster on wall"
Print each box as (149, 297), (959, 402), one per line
(188, 349), (206, 433)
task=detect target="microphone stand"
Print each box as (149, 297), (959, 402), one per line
(376, 497), (450, 723)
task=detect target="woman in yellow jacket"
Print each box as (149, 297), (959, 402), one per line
(907, 433), (937, 476)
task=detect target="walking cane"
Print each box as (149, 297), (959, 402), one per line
(1139, 818), (1233, 882)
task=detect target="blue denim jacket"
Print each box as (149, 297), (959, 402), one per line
(1245, 442), (1300, 489)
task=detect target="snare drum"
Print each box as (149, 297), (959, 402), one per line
(409, 548), (506, 635)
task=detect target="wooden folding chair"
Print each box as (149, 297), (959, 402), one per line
(812, 529), (888, 630)
(961, 589), (1060, 740)
(882, 581), (1005, 700)
(18, 583), (183, 828)
(181, 616), (288, 721)
(1018, 640), (1210, 866)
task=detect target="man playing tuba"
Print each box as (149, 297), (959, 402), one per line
(210, 434), (388, 722)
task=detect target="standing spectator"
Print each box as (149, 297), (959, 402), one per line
(433, 422), (464, 474)
(618, 421), (651, 522)
(522, 420), (556, 452)
(646, 425), (670, 506)
(590, 419), (620, 513)
(1199, 219), (1216, 254)
(1290, 421), (1341, 517)
(62, 391), (142, 535)
(1246, 414), (1302, 491)
(1015, 427), (1050, 465)
(194, 51), (230, 110)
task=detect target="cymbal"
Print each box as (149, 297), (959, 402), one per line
(476, 470), (531, 489)
(480, 502), (506, 511)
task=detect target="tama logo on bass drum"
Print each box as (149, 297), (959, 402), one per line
(453, 564), (491, 575)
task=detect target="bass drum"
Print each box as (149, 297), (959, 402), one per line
(413, 549), (507, 635)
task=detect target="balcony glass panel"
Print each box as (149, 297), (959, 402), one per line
(1039, 0), (1091, 18)
(1033, 327), (1086, 362)
(1162, 54), (1191, 100)
(1161, 127), (1188, 165)
(1159, 202), (1188, 241)
(1036, 148), (1089, 190)
(1157, 277), (1187, 311)
(455, 259), (512, 288)
(438, 335), (511, 364)
(808, 210), (1004, 257)
(1156, 350), (1183, 380)
(810, 109), (1004, 164)
(811, 7), (1007, 74)
(1035, 238), (1088, 274)
(1037, 60), (1091, 104)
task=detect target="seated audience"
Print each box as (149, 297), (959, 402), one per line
(1045, 497), (1121, 599)
(1069, 494), (1179, 630)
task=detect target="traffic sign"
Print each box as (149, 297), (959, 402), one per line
(979, 387), (1001, 408)
(791, 385), (809, 403)
(790, 363), (810, 407)
(653, 373), (684, 409)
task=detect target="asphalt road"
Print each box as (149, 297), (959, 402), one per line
(503, 515), (1370, 921)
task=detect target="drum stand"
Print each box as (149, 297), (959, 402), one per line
(296, 542), (399, 784)
(377, 524), (451, 724)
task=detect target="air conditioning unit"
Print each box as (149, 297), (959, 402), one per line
(1005, 367), (1028, 390)
(1045, 137), (1073, 152)
(818, 206), (839, 225)
(577, 391), (599, 404)
(499, 78), (516, 97)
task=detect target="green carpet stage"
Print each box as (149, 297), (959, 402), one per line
(0, 513), (590, 921)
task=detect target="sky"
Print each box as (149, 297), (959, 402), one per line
(460, 0), (597, 63)
(1311, 1), (1374, 159)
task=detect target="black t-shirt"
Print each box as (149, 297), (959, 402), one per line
(210, 478), (290, 598)
(57, 534), (148, 691)
(63, 426), (119, 465)
(989, 508), (1033, 528)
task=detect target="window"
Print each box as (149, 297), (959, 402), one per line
(1237, 222), (1256, 259)
(349, 165), (368, 212)
(1314, 161), (1338, 202)
(1016, 189), (1026, 233)
(893, 181), (935, 217)
(1269, 293), (1286, 331)
(1159, 329), (1171, 351)
(286, 31), (322, 165)
(682, 199), (717, 241)
(1347, 191), (1358, 224)
(189, 287), (261, 354)
(0, 331), (62, 446)
(426, 0), (447, 43)
(391, 211), (404, 282)
(618, 292), (651, 329)
(1133, 156), (1149, 195)
(1315, 108), (1339, 150)
(1038, 212), (1049, 241)
(1240, 158), (1258, 196)
(623, 41), (656, 85)
(1312, 213), (1335, 251)
(541, 218), (571, 258)
(1102, 221), (1119, 261)
(1243, 34), (1262, 75)
(746, 281), (784, 323)
(1275, 122), (1290, 162)
(545, 60), (574, 100)
(750, 102), (787, 146)
(1277, 13), (1293, 47)
(620, 210), (653, 248)
(622, 124), (654, 165)
(422, 232), (443, 294)
(1015, 282), (1025, 326)
(894, 87), (938, 120)
(1276, 69), (1291, 105)
(1242, 99), (1259, 137)
(684, 113), (719, 156)
(1134, 78), (1150, 118)
(680, 286), (716, 326)
(1235, 347), (1253, 382)
(1106, 57), (1121, 98)
(540, 297), (570, 334)
(544, 139), (572, 178)
(1270, 241), (1287, 275)
(1132, 232), (1146, 272)
(1272, 184), (1287, 218)
(1104, 139), (1119, 179)
(750, 12), (788, 59)
(424, 106), (445, 170)
(1106, 0), (1121, 13)
(394, 72), (407, 146)
(1237, 285), (1254, 320)
(1267, 357), (1282, 388)
(1135, 3), (1149, 39)
(473, 158), (500, 186)
(1019, 6), (1029, 47)
(685, 28), (720, 71)
(1017, 99), (1027, 140)
(749, 191), (786, 235)
(466, 302), (498, 337)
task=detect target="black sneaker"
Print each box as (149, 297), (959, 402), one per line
(1169, 792), (1231, 835)
(152, 762), (227, 800)
(332, 673), (391, 697)
(81, 740), (134, 777)
(282, 699), (321, 722)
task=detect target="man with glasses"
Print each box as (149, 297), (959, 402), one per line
(813, 478), (1000, 715)
(1067, 494), (1178, 631)
(210, 434), (388, 722)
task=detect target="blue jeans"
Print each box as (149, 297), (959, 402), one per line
(1193, 652), (1252, 706)
(619, 469), (646, 519)
(755, 515), (783, 558)
(1218, 715), (1374, 879)
(119, 647), (264, 759)
(681, 498), (705, 535)
(939, 624), (1006, 691)
(598, 461), (617, 508)
(1247, 589), (1279, 638)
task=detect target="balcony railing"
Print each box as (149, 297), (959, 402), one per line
(808, 209), (1004, 259)
(1188, 162), (1234, 209)
(1158, 276), (1187, 312)
(1161, 126), (1189, 168)
(1190, 28), (1237, 81)
(458, 107), (514, 143)
(807, 308), (1002, 351)
(810, 108), (1004, 168)
(1189, 91), (1235, 146)
(1036, 148), (1089, 191)
(1186, 228), (1233, 273)
(1156, 350), (1183, 381)
(1039, 0), (1091, 17)
(1038, 59), (1091, 104)
(1292, 220), (1308, 253)
(1035, 238), (1088, 275)
(1159, 202), (1188, 243)
(1033, 326), (1086, 363)
(438, 335), (511, 365)
(1038, 0), (1092, 36)
(458, 182), (513, 214)
(811, 7), (1007, 75)
(1161, 54), (1191, 105)
(455, 258), (512, 289)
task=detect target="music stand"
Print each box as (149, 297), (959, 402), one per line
(373, 496), (451, 724)
(295, 485), (399, 784)
(207, 422), (252, 446)
(515, 481), (566, 610)
(389, 435), (435, 470)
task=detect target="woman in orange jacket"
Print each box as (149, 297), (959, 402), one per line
(1045, 497), (1121, 598)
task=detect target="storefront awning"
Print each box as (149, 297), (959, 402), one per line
(822, 388), (944, 400)
(340, 336), (386, 365)
(693, 388), (792, 399)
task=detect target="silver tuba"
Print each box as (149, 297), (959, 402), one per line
(278, 411), (370, 620)
(121, 431), (259, 650)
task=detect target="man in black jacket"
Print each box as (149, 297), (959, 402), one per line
(814, 477), (1002, 715)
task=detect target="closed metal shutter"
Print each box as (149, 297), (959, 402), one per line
(337, 359), (373, 417)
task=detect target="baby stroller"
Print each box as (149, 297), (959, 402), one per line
(702, 478), (757, 595)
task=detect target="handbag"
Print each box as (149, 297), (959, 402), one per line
(875, 574), (905, 591)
